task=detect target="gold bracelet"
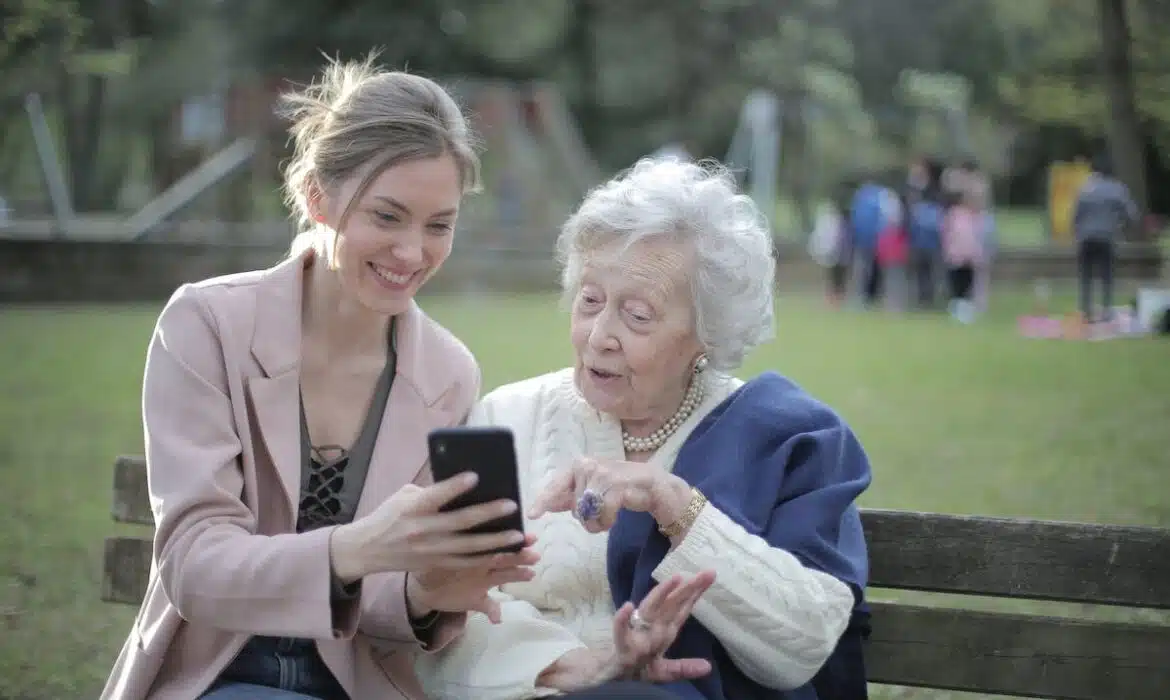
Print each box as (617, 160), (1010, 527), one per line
(658, 488), (707, 539)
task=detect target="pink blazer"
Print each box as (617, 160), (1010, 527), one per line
(101, 248), (481, 700)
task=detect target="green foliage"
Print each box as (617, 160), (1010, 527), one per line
(0, 0), (85, 72)
(2, 0), (1164, 219)
(994, 0), (1170, 150)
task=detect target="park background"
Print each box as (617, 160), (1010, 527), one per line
(1, 1), (1169, 699)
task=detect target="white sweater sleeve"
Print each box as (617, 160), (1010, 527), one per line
(413, 590), (587, 700)
(652, 504), (855, 690)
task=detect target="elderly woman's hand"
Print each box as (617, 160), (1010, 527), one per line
(537, 571), (715, 692)
(528, 457), (695, 534)
(611, 571), (716, 681)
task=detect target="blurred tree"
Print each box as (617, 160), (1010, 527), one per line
(4, 0), (1166, 224)
(0, 0), (168, 210)
(729, 0), (861, 231)
(228, 0), (566, 81)
(1097, 0), (1148, 217)
(0, 0), (85, 71)
(0, 0), (85, 189)
(994, 0), (1163, 217)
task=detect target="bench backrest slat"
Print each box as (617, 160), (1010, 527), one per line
(102, 536), (152, 605)
(115, 458), (1170, 609)
(863, 508), (1170, 609)
(113, 455), (153, 526)
(868, 601), (1170, 700)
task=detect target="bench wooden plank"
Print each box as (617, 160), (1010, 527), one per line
(110, 459), (1170, 610)
(863, 509), (1170, 609)
(102, 536), (152, 604)
(868, 601), (1170, 699)
(113, 455), (153, 526)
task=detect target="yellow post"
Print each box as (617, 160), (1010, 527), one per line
(1047, 160), (1092, 245)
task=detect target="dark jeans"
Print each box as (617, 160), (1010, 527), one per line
(1078, 239), (1115, 320)
(202, 684), (323, 700)
(565, 681), (680, 698)
(864, 256), (883, 304)
(203, 680), (678, 700)
(828, 263), (848, 297)
(948, 265), (975, 301)
(206, 636), (347, 700)
(911, 249), (938, 307)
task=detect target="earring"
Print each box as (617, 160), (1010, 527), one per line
(692, 353), (709, 375)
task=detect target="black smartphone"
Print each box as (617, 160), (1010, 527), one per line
(427, 426), (525, 554)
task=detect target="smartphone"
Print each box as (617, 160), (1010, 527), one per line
(427, 426), (525, 554)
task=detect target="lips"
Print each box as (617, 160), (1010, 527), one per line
(588, 367), (622, 380)
(369, 262), (417, 286)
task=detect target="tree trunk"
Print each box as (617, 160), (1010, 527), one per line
(1097, 0), (1149, 235)
(569, 0), (599, 150)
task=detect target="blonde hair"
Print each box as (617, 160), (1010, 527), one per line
(279, 52), (481, 257)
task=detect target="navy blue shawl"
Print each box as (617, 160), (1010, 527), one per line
(606, 372), (872, 700)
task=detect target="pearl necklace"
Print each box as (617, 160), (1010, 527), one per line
(622, 375), (705, 453)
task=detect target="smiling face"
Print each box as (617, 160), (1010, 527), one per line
(569, 237), (705, 431)
(313, 154), (462, 316)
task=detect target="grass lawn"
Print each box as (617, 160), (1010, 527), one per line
(2, 290), (1168, 700)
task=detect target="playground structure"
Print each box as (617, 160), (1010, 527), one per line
(7, 78), (602, 253)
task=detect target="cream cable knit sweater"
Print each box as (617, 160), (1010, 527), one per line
(414, 369), (855, 699)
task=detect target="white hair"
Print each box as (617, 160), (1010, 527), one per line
(556, 157), (776, 371)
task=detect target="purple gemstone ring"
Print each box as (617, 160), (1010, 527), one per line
(575, 486), (610, 521)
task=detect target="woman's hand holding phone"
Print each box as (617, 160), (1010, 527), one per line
(406, 533), (539, 623)
(329, 471), (537, 584)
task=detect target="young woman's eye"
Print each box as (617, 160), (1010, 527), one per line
(374, 211), (399, 224)
(428, 222), (453, 233)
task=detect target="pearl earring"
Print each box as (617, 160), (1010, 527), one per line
(692, 354), (709, 375)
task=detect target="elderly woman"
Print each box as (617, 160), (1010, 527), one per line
(416, 159), (873, 700)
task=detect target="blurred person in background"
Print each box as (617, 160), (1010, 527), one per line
(906, 158), (946, 309)
(808, 181), (855, 308)
(876, 192), (910, 312)
(100, 55), (550, 700)
(956, 159), (996, 313)
(1073, 152), (1140, 322)
(849, 177), (887, 307)
(416, 158), (873, 700)
(941, 187), (986, 323)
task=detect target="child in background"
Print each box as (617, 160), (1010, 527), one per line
(808, 185), (854, 307)
(876, 193), (910, 311)
(942, 190), (985, 323)
(850, 180), (887, 307)
(974, 208), (998, 312)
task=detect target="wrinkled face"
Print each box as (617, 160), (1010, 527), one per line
(569, 237), (704, 424)
(314, 154), (462, 316)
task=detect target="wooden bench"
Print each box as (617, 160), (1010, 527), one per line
(103, 455), (1170, 699)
